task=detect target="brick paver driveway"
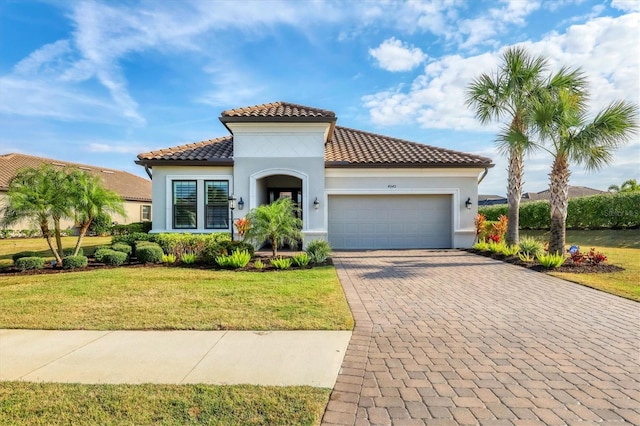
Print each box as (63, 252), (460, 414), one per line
(322, 250), (639, 425)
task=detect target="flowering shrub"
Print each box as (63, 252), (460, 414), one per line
(490, 215), (508, 242)
(487, 234), (501, 243)
(234, 218), (251, 239)
(474, 214), (487, 241)
(566, 245), (607, 265)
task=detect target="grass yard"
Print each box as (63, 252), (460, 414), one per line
(521, 228), (640, 249)
(549, 247), (640, 302)
(0, 266), (354, 330)
(0, 236), (112, 268)
(0, 382), (330, 425)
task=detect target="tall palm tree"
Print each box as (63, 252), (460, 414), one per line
(244, 197), (302, 257)
(531, 87), (638, 254)
(68, 170), (125, 255)
(0, 165), (69, 264)
(609, 179), (639, 193)
(466, 46), (549, 245)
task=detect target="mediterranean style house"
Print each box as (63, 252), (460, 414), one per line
(136, 102), (493, 249)
(0, 153), (152, 231)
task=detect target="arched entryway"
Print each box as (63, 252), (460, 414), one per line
(249, 168), (309, 230)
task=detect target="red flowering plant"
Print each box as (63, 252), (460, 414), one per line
(488, 215), (508, 243)
(234, 217), (251, 240)
(566, 245), (607, 265)
(474, 214), (487, 242)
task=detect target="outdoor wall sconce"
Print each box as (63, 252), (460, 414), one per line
(314, 197), (320, 210)
(237, 197), (244, 210)
(465, 197), (472, 210)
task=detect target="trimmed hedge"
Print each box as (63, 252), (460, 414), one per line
(63, 248), (84, 257)
(12, 251), (41, 263)
(111, 243), (132, 256)
(15, 257), (45, 271)
(479, 192), (640, 230)
(136, 244), (164, 264)
(62, 255), (88, 269)
(98, 249), (128, 266)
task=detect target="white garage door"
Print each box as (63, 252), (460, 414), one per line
(328, 194), (452, 249)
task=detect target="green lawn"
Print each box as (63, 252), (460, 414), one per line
(549, 247), (640, 302)
(0, 382), (330, 425)
(0, 266), (354, 330)
(0, 236), (112, 268)
(521, 228), (640, 248)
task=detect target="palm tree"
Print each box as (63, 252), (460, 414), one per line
(244, 197), (302, 257)
(466, 46), (549, 245)
(68, 170), (125, 255)
(531, 86), (638, 254)
(609, 179), (639, 193)
(0, 165), (69, 264)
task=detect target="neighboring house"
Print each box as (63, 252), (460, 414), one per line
(521, 186), (606, 202)
(478, 194), (507, 206)
(0, 153), (152, 231)
(136, 102), (494, 249)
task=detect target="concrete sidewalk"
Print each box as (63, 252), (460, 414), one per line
(0, 329), (351, 388)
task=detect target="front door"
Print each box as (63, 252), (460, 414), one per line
(268, 188), (303, 220)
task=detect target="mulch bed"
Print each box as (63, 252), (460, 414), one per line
(467, 249), (625, 273)
(1, 256), (333, 276)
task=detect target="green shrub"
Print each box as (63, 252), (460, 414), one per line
(111, 232), (156, 249)
(136, 244), (164, 264)
(479, 192), (640, 230)
(292, 252), (310, 267)
(162, 253), (177, 264)
(537, 253), (566, 269)
(202, 242), (226, 265)
(15, 256), (45, 271)
(215, 249), (251, 269)
(155, 233), (231, 259)
(270, 256), (292, 270)
(62, 255), (88, 269)
(500, 245), (520, 257)
(306, 240), (331, 264)
(518, 252), (536, 263)
(111, 243), (132, 255)
(518, 237), (544, 257)
(12, 251), (41, 263)
(111, 222), (152, 235)
(218, 240), (255, 256)
(93, 248), (111, 262)
(487, 240), (506, 254)
(473, 241), (489, 251)
(98, 249), (128, 266)
(63, 248), (84, 257)
(253, 258), (265, 270)
(180, 252), (198, 264)
(88, 212), (112, 236)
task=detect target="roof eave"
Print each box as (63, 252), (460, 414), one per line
(135, 159), (234, 168)
(220, 115), (337, 134)
(324, 162), (495, 169)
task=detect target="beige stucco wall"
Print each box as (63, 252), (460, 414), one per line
(0, 191), (150, 233)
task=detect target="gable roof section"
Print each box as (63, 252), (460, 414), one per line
(326, 126), (493, 168)
(136, 136), (233, 165)
(221, 101), (336, 121)
(137, 126), (493, 169)
(0, 153), (152, 202)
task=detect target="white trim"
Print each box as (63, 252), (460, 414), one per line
(250, 168), (310, 231)
(165, 174), (234, 231)
(325, 188), (462, 242)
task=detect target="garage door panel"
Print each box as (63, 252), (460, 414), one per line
(328, 195), (452, 249)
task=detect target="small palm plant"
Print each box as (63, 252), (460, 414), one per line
(244, 198), (302, 257)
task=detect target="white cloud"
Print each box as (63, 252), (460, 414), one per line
(87, 143), (148, 154)
(611, 0), (640, 12)
(369, 38), (428, 72)
(363, 13), (640, 131)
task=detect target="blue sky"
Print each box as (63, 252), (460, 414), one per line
(1, 0), (638, 196)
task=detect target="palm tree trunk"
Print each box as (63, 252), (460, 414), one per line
(40, 220), (62, 265)
(74, 221), (91, 256)
(272, 236), (278, 257)
(505, 147), (523, 246)
(548, 155), (570, 255)
(53, 215), (64, 256)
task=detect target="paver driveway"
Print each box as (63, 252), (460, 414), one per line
(322, 250), (639, 426)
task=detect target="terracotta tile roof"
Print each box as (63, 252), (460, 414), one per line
(136, 136), (233, 162)
(523, 186), (605, 201)
(0, 153), (151, 202)
(326, 126), (493, 168)
(221, 101), (336, 119)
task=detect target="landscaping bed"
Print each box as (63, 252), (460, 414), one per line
(468, 248), (625, 274)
